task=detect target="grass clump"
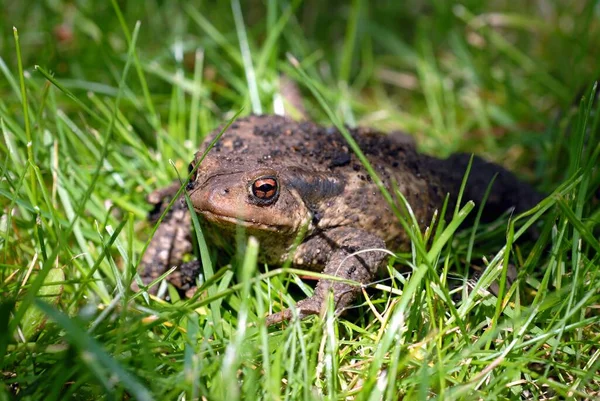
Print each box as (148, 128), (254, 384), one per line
(1, 1), (599, 400)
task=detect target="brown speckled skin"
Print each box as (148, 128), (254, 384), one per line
(140, 114), (543, 324)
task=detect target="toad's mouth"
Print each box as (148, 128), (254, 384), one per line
(195, 208), (286, 232)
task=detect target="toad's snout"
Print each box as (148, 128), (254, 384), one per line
(190, 183), (236, 217)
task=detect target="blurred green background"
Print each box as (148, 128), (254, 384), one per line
(3, 1), (599, 162)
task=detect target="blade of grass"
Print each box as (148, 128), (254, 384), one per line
(13, 27), (36, 205)
(35, 300), (153, 401)
(231, 0), (262, 114)
(188, 48), (204, 145)
(339, 0), (361, 83)
(111, 0), (160, 131)
(8, 21), (141, 336)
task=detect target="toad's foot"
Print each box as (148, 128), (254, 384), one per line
(265, 296), (323, 326)
(265, 227), (386, 326)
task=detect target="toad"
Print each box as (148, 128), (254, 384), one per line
(138, 114), (542, 325)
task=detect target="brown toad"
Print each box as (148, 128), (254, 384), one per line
(139, 114), (542, 324)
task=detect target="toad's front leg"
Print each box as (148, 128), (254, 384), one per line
(137, 184), (192, 295)
(265, 227), (386, 326)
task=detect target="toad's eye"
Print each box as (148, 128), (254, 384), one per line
(250, 176), (279, 204)
(187, 162), (198, 190)
(188, 162), (197, 181)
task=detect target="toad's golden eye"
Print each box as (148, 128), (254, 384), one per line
(251, 177), (279, 204)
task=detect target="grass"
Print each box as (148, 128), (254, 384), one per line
(1, 1), (600, 399)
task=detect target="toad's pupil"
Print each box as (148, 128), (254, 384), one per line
(258, 183), (273, 192)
